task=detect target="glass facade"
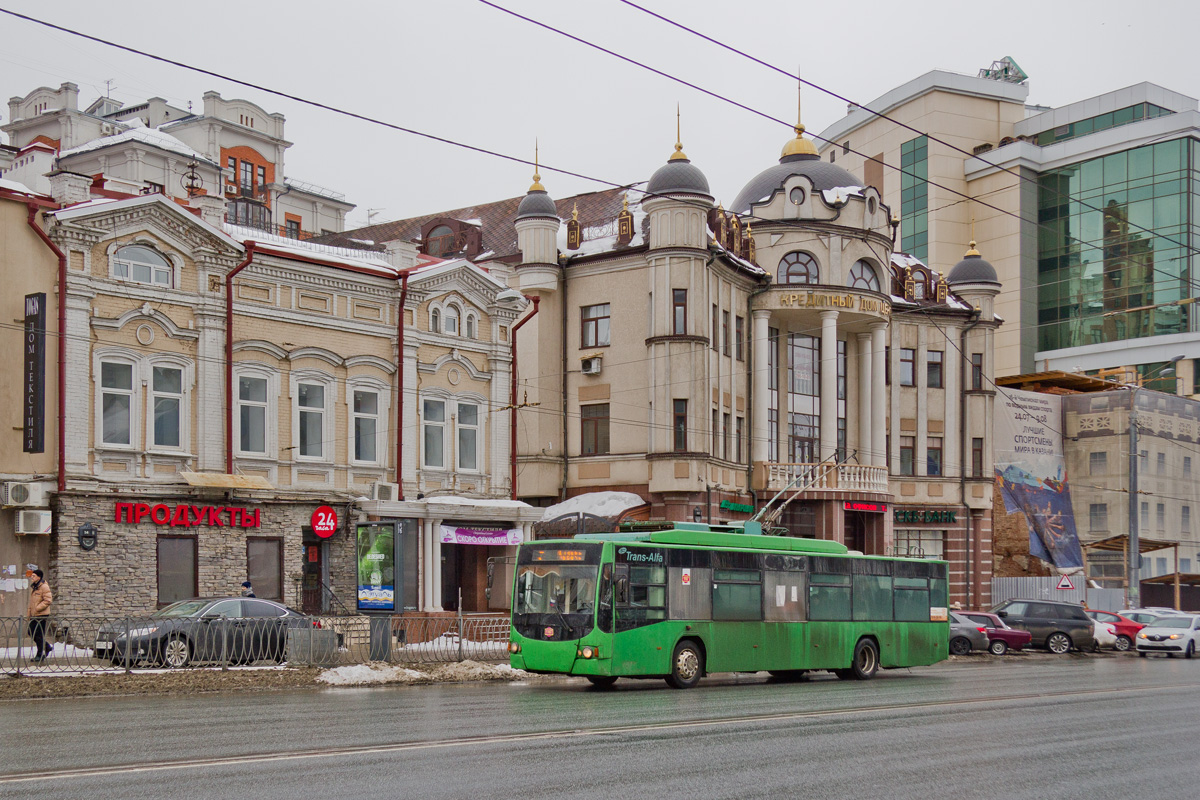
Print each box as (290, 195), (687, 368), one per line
(900, 136), (928, 261)
(1037, 138), (1199, 354)
(1035, 103), (1173, 146)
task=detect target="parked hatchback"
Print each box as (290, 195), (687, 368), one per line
(1084, 610), (1144, 651)
(1135, 614), (1200, 658)
(948, 612), (990, 655)
(958, 611), (1033, 655)
(989, 598), (1095, 653)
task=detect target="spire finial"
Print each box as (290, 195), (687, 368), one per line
(780, 76), (818, 158)
(529, 139), (545, 192)
(571, 202), (579, 221)
(670, 103), (689, 161)
(795, 73), (805, 137)
(965, 206), (979, 256)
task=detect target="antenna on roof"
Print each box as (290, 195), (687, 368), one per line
(367, 208), (385, 226)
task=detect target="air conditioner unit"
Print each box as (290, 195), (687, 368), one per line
(371, 482), (400, 502)
(1, 481), (46, 508)
(100, 122), (117, 136)
(581, 356), (603, 375)
(15, 509), (52, 535)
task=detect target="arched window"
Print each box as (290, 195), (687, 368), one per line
(114, 245), (173, 287)
(848, 259), (880, 292)
(426, 225), (455, 257)
(911, 269), (927, 300)
(444, 305), (460, 335)
(778, 251), (819, 285)
(431, 309), (440, 333)
(465, 315), (475, 339)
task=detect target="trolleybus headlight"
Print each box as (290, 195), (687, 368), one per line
(508, 642), (521, 653)
(578, 646), (596, 659)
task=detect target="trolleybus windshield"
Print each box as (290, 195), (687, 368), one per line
(513, 543), (601, 641)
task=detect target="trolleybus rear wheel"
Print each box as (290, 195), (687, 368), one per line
(834, 638), (879, 681)
(666, 640), (703, 689)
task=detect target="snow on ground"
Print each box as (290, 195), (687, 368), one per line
(540, 491), (646, 521)
(318, 660), (530, 686)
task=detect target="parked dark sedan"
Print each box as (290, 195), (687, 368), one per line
(958, 611), (1033, 655)
(94, 597), (317, 668)
(949, 611), (990, 655)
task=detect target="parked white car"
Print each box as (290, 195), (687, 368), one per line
(1135, 614), (1200, 658)
(1091, 620), (1117, 650)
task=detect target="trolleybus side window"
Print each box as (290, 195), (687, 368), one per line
(894, 576), (930, 621)
(615, 562), (667, 631)
(712, 568), (763, 621)
(852, 561), (894, 621)
(809, 556), (853, 621)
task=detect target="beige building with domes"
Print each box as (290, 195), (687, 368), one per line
(325, 113), (1004, 606)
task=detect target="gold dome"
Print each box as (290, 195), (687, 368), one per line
(965, 240), (981, 257)
(781, 123), (819, 158)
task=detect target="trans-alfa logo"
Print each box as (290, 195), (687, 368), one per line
(617, 547), (663, 563)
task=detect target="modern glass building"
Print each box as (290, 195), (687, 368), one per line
(1037, 138), (1199, 354)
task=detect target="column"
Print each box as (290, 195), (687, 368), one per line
(870, 324), (887, 469)
(431, 520), (444, 612)
(856, 332), (872, 464)
(751, 310), (771, 465)
(819, 311), (838, 461)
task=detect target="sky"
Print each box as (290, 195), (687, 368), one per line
(2, 0), (1197, 230)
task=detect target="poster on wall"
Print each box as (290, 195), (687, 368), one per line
(994, 388), (1084, 573)
(356, 522), (396, 611)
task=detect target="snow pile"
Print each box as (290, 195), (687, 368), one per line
(821, 185), (865, 205)
(540, 491), (647, 522)
(318, 660), (530, 686)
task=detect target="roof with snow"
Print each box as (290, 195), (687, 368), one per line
(539, 492), (649, 522)
(57, 121), (216, 166)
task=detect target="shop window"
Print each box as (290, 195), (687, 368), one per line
(581, 403), (610, 455)
(113, 245), (173, 287)
(457, 402), (479, 470)
(100, 361), (134, 446)
(157, 535), (197, 607)
(581, 303), (610, 347)
(247, 537), (283, 601)
(893, 530), (943, 560)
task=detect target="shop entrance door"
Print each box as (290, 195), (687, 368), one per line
(301, 533), (326, 614)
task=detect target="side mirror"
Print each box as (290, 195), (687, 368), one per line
(200, 614), (219, 622)
(995, 610), (1007, 618)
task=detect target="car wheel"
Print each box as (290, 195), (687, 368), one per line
(1046, 632), (1072, 654)
(835, 639), (880, 681)
(989, 639), (1009, 656)
(585, 676), (618, 689)
(162, 635), (191, 669)
(665, 640), (703, 689)
(1186, 642), (1195, 660)
(1114, 635), (1133, 652)
(949, 637), (972, 656)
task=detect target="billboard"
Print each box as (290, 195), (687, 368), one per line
(995, 388), (1083, 573)
(356, 522), (396, 611)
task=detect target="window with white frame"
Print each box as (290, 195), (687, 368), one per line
(457, 402), (480, 470)
(465, 314), (476, 339)
(423, 398), (446, 468)
(352, 388), (381, 464)
(113, 245), (173, 287)
(444, 305), (460, 335)
(296, 381), (327, 459)
(430, 309), (440, 333)
(151, 365), (183, 449)
(100, 361), (135, 446)
(237, 374), (270, 455)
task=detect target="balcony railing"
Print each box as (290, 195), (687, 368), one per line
(763, 462), (889, 494)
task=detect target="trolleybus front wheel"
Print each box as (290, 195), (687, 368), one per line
(666, 640), (704, 689)
(834, 638), (879, 681)
(585, 676), (618, 689)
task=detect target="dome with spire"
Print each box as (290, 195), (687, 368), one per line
(730, 91), (862, 214)
(646, 130), (711, 198)
(515, 169), (557, 221)
(947, 242), (1000, 285)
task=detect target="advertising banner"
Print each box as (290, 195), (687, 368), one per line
(439, 525), (522, 546)
(995, 388), (1084, 573)
(357, 522), (396, 611)
(23, 293), (45, 454)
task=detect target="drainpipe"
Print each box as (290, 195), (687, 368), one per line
(560, 267), (569, 502)
(25, 204), (66, 493)
(395, 272), (409, 500)
(510, 296), (540, 500)
(959, 310), (983, 609)
(225, 242), (257, 474)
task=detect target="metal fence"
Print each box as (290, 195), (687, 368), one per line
(0, 612), (511, 675)
(991, 577), (1125, 611)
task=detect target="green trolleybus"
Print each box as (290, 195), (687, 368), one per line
(507, 522), (949, 689)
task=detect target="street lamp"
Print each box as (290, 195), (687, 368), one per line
(1127, 355), (1184, 608)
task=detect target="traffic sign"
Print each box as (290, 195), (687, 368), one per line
(1056, 574), (1075, 590)
(311, 505), (338, 538)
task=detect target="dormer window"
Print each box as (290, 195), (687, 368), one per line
(444, 305), (460, 335)
(114, 245), (173, 287)
(426, 225), (456, 257)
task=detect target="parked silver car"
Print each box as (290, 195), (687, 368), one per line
(949, 611), (990, 655)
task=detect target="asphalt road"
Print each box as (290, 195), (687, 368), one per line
(1, 654), (1196, 799)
